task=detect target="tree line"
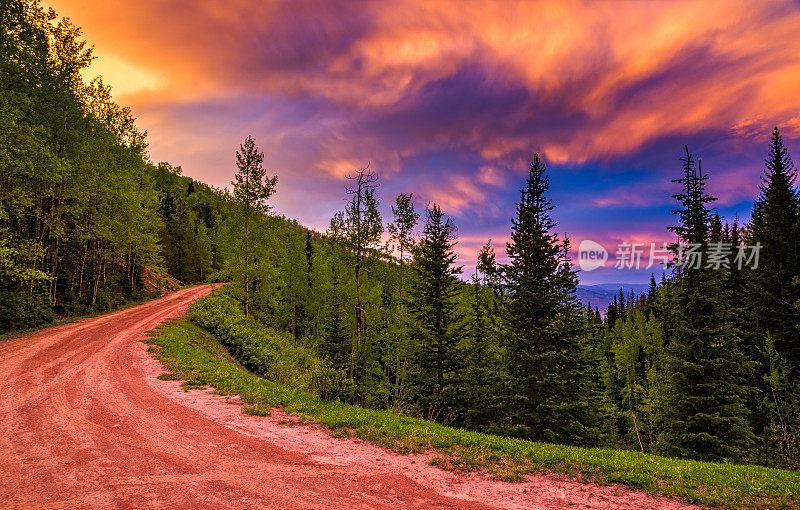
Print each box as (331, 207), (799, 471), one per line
(599, 132), (800, 466)
(229, 126), (800, 468)
(2, 0), (798, 468)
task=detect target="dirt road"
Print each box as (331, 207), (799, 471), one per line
(0, 285), (696, 509)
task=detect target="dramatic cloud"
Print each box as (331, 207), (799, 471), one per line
(53, 0), (800, 282)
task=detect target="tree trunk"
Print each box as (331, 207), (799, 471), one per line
(291, 292), (296, 340)
(78, 242), (87, 301)
(244, 211), (250, 317)
(49, 235), (60, 305)
(395, 248), (405, 400)
(92, 240), (101, 305)
(353, 258), (362, 396)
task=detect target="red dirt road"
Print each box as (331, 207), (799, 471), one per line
(0, 285), (697, 509)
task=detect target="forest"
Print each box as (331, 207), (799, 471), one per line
(1, 0), (798, 469)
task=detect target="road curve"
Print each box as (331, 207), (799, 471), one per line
(0, 285), (696, 509)
(0, 285), (493, 509)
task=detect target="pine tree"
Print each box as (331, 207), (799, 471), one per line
(607, 296), (618, 330)
(646, 273), (658, 316)
(305, 231), (314, 288)
(747, 127), (800, 376)
(503, 153), (612, 446)
(280, 229), (310, 339)
(321, 264), (349, 370)
(658, 146), (755, 461)
(232, 135), (277, 317)
(763, 334), (800, 467)
(407, 204), (463, 415)
(460, 263), (502, 432)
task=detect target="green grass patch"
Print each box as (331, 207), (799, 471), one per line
(242, 404), (271, 416)
(144, 319), (800, 509)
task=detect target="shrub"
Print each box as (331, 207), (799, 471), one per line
(309, 360), (354, 401)
(0, 284), (53, 332)
(187, 291), (331, 395)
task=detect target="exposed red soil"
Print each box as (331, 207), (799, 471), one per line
(0, 284), (699, 509)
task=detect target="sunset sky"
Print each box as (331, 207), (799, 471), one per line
(48, 0), (800, 283)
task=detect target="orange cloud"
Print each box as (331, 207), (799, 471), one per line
(46, 0), (800, 220)
(421, 174), (496, 217)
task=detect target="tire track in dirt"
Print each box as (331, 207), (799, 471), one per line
(0, 285), (698, 509)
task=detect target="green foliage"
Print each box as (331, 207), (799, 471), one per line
(232, 135), (278, 317)
(187, 290), (333, 392)
(459, 274), (504, 434)
(328, 167), (383, 256)
(328, 166), (384, 403)
(747, 127), (800, 379)
(407, 204), (463, 415)
(6, 0), (800, 474)
(146, 317), (800, 509)
(0, 1), (285, 329)
(0, 282), (53, 331)
(232, 135), (278, 216)
(320, 263), (350, 369)
(387, 192), (419, 267)
(657, 147), (755, 462)
(384, 193), (419, 407)
(762, 334), (800, 467)
(606, 308), (664, 451)
(503, 154), (613, 446)
(0, 0), (163, 327)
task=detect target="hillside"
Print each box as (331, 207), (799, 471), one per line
(143, 292), (799, 509)
(4, 0), (800, 488)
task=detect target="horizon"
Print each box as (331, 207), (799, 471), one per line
(48, 0), (800, 284)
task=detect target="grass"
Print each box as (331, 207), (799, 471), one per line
(145, 319), (800, 509)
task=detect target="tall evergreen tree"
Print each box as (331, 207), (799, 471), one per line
(607, 295), (618, 330)
(280, 227), (311, 339)
(646, 273), (658, 316)
(747, 127), (800, 376)
(503, 153), (612, 446)
(407, 204), (462, 414)
(321, 264), (349, 370)
(658, 146), (755, 461)
(460, 261), (503, 432)
(232, 135), (277, 317)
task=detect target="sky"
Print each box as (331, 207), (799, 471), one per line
(48, 0), (800, 284)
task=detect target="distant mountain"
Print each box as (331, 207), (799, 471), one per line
(576, 283), (650, 313)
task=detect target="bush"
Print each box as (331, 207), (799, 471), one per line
(187, 291), (334, 395)
(309, 360), (354, 401)
(0, 283), (53, 332)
